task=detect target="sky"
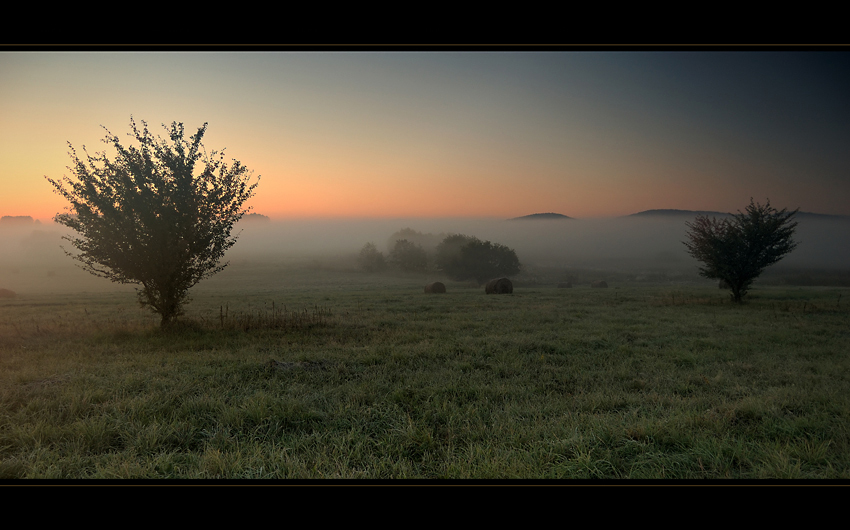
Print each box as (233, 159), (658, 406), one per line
(2, 47), (849, 221)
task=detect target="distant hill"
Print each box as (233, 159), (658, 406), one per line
(508, 213), (573, 221)
(628, 209), (848, 220)
(627, 209), (730, 218)
(794, 211), (850, 221)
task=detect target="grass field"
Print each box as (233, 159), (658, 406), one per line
(1, 261), (848, 480)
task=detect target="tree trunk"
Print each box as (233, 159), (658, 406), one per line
(731, 284), (743, 303)
(159, 305), (178, 327)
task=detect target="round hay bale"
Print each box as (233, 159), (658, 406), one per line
(485, 277), (513, 294)
(591, 280), (608, 288)
(557, 282), (572, 288)
(424, 282), (446, 293)
(0, 288), (16, 298)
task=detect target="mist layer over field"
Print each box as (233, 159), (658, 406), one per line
(2, 213), (849, 296)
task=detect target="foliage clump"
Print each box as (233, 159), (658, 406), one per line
(388, 239), (428, 273)
(684, 198), (798, 302)
(46, 117), (259, 326)
(435, 234), (521, 285)
(358, 242), (387, 273)
(385, 228), (442, 257)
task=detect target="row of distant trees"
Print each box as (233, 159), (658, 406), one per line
(359, 232), (521, 285)
(0, 215), (42, 226)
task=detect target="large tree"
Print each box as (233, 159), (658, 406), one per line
(46, 117), (259, 326)
(683, 199), (798, 302)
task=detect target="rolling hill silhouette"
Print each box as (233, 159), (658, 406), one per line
(508, 213), (573, 221)
(627, 209), (848, 220)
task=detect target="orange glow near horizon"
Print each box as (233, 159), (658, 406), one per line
(11, 160), (820, 223)
(3, 51), (849, 224)
(8, 123), (832, 223)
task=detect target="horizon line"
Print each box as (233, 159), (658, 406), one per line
(4, 208), (847, 226)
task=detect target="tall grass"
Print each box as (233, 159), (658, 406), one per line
(212, 302), (332, 331)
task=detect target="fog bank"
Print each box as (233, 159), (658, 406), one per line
(229, 214), (850, 270)
(2, 213), (848, 295)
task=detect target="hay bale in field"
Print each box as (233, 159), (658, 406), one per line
(485, 277), (513, 294)
(557, 282), (572, 288)
(719, 280), (731, 289)
(591, 280), (608, 288)
(0, 288), (16, 298)
(424, 282), (446, 293)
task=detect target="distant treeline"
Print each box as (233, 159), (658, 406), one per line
(0, 216), (40, 226)
(240, 213), (270, 223)
(359, 228), (521, 285)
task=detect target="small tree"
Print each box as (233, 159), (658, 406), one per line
(435, 233), (521, 285)
(684, 198), (798, 302)
(46, 117), (259, 326)
(358, 242), (387, 273)
(388, 239), (428, 272)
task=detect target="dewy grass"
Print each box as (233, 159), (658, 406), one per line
(0, 268), (848, 479)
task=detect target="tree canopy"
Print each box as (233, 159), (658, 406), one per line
(435, 234), (520, 285)
(684, 199), (798, 302)
(46, 117), (259, 326)
(359, 242), (387, 273)
(388, 239), (428, 273)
